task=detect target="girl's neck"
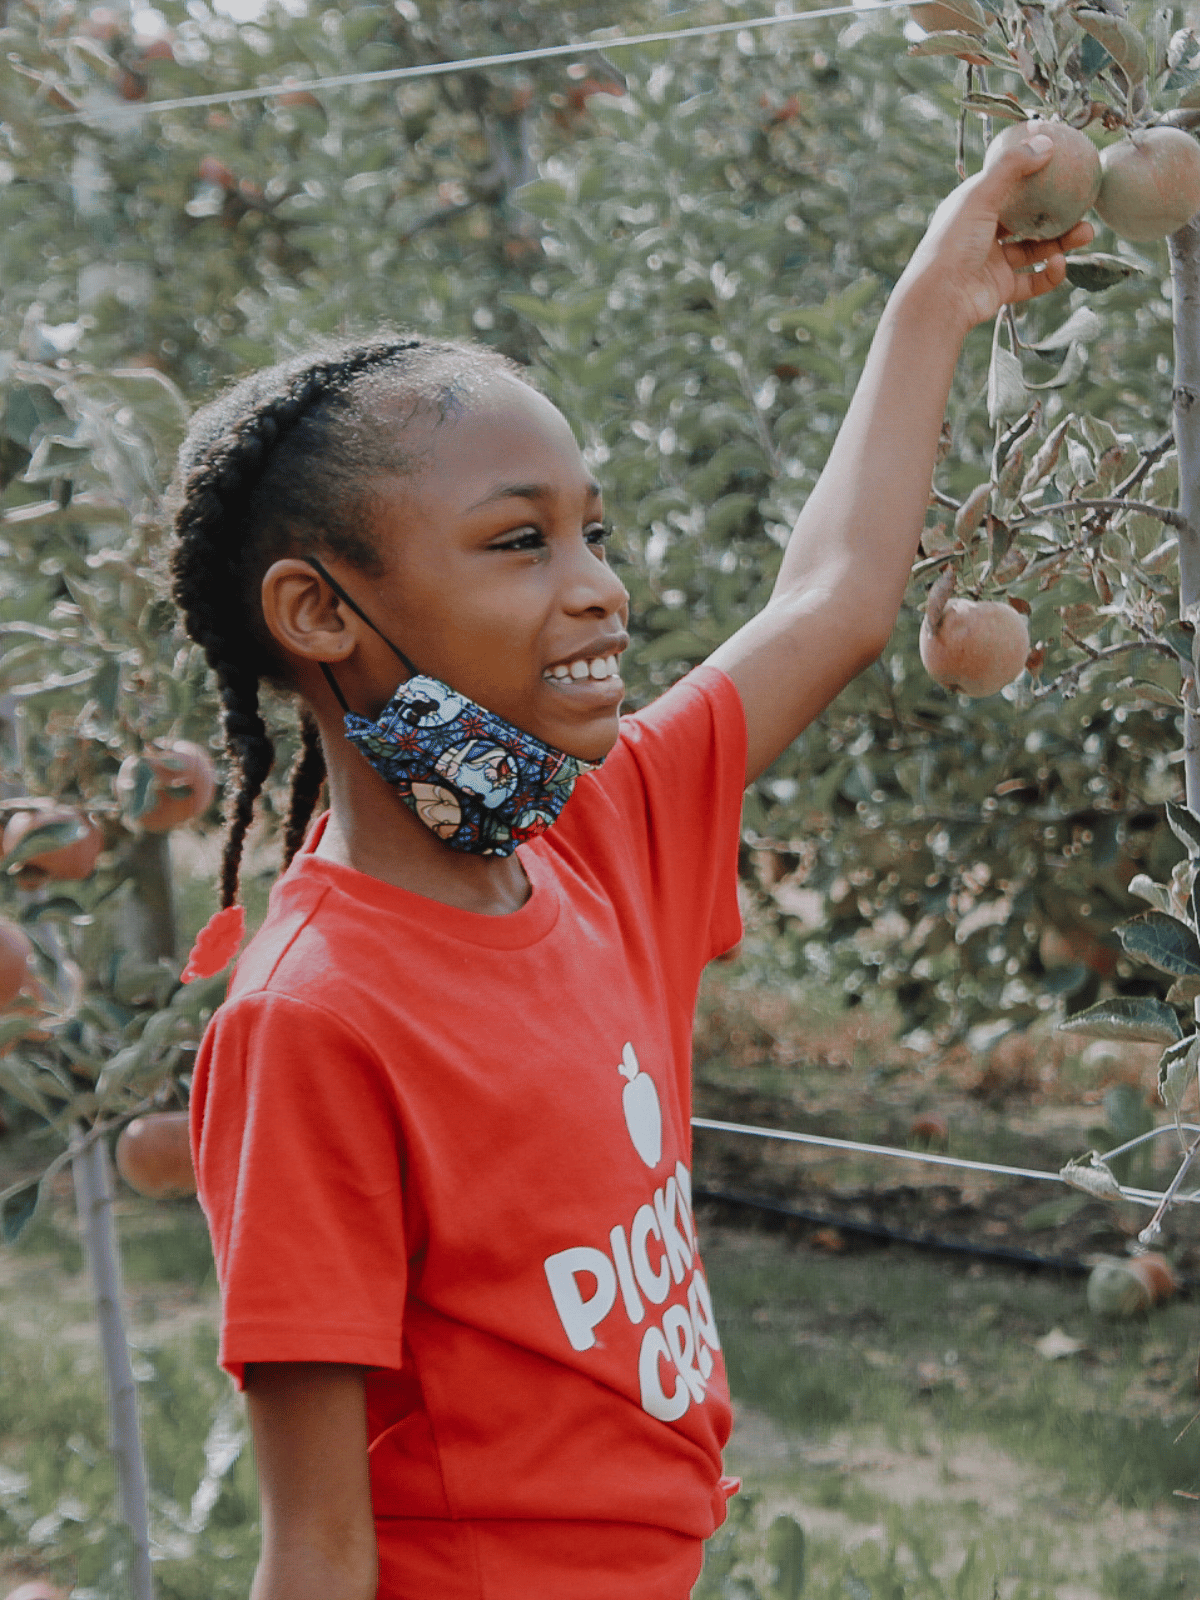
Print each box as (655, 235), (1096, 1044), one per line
(311, 732), (534, 917)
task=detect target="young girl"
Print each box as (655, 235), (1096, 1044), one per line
(170, 139), (1089, 1600)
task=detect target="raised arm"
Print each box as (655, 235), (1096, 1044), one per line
(244, 1362), (378, 1600)
(706, 134), (1093, 783)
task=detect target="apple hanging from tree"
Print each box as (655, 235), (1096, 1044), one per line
(116, 740), (216, 833)
(2, 806), (103, 881)
(919, 571), (1031, 696)
(115, 1112), (196, 1199)
(1095, 126), (1200, 242)
(984, 118), (1101, 241)
(0, 919), (33, 1009)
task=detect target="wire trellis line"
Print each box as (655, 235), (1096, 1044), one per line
(40, 0), (916, 127)
(691, 1115), (1200, 1212)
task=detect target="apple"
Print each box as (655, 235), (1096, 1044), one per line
(909, 1112), (949, 1145)
(919, 597), (1031, 697)
(116, 741), (216, 833)
(0, 919), (33, 1009)
(1126, 1251), (1176, 1305)
(985, 119), (1101, 240)
(1086, 1256), (1152, 1317)
(1095, 127), (1200, 242)
(2, 807), (103, 880)
(617, 1042), (662, 1168)
(198, 155), (237, 190)
(115, 1112), (196, 1199)
(116, 67), (148, 102)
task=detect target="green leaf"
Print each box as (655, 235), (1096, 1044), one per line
(1057, 995), (1183, 1045)
(1059, 1152), (1123, 1199)
(510, 179), (570, 218)
(0, 1176), (40, 1243)
(1158, 1034), (1200, 1110)
(987, 345), (1026, 425)
(1119, 911), (1200, 977)
(1064, 254), (1147, 292)
(1166, 800), (1200, 858)
(961, 92), (1026, 122)
(906, 30), (995, 60)
(1, 814), (91, 871)
(121, 758), (157, 823)
(1161, 623), (1196, 665)
(1021, 1194), (1086, 1231)
(766, 1514), (806, 1600)
(1030, 307), (1104, 353)
(92, 653), (120, 718)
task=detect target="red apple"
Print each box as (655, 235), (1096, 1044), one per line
(116, 1112), (196, 1199)
(2, 807), (103, 880)
(0, 920), (33, 1009)
(116, 741), (216, 833)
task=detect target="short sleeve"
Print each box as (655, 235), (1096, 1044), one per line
(551, 664), (747, 1000)
(190, 990), (408, 1387)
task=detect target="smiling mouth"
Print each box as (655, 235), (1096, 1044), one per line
(542, 653), (622, 684)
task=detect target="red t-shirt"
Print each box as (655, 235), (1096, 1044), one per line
(190, 664), (747, 1600)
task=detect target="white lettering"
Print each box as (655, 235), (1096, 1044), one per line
(654, 1177), (693, 1284)
(687, 1269), (720, 1376)
(638, 1323), (690, 1421)
(544, 1246), (617, 1352)
(630, 1203), (671, 1305)
(663, 1303), (707, 1403)
(609, 1223), (645, 1324)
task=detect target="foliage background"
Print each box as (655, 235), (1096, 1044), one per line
(1, 0), (1195, 1063)
(3, 0), (1200, 1591)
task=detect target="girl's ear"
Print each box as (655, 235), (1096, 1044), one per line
(260, 558), (359, 664)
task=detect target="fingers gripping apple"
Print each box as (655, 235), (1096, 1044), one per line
(984, 119), (1101, 240)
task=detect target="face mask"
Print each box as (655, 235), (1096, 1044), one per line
(306, 558), (599, 857)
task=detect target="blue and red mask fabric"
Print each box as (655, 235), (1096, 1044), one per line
(307, 559), (597, 858)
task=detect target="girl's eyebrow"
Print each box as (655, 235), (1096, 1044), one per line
(464, 479), (603, 511)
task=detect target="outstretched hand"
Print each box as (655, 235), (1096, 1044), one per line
(899, 134), (1095, 335)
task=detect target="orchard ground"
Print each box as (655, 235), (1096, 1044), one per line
(0, 968), (1198, 1599)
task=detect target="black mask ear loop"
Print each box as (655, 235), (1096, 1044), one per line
(305, 555), (421, 713)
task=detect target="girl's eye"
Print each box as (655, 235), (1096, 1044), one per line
(585, 521), (614, 548)
(492, 527), (545, 553)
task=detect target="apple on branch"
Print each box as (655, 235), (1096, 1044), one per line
(919, 567), (1031, 697)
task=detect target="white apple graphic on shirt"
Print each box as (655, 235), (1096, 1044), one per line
(618, 1042), (662, 1169)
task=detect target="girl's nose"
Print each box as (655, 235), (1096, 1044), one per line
(563, 544), (629, 619)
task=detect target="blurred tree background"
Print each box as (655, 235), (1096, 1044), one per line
(0, 0), (1191, 1078)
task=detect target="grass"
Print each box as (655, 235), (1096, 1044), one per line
(1, 970), (1198, 1597)
(694, 1216), (1200, 1596)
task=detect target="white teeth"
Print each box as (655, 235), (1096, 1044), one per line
(544, 653), (622, 683)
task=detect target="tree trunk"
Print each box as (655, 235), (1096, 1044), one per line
(125, 832), (177, 963)
(72, 1131), (155, 1600)
(1169, 218), (1200, 812)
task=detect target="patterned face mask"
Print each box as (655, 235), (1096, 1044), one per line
(306, 558), (598, 857)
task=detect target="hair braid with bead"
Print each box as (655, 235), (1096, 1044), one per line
(168, 331), (525, 911)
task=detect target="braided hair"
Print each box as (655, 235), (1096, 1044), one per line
(168, 331), (524, 910)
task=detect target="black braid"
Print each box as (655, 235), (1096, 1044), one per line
(282, 708), (326, 868)
(167, 331), (525, 909)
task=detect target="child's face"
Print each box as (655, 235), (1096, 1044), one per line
(360, 375), (630, 763)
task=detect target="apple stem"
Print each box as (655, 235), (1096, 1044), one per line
(924, 564), (957, 635)
(72, 1128), (156, 1600)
